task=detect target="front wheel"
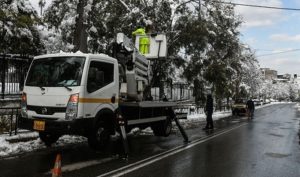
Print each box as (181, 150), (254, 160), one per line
(88, 121), (110, 151)
(39, 132), (60, 147)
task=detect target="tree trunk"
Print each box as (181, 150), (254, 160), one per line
(159, 82), (165, 100)
(73, 0), (88, 53)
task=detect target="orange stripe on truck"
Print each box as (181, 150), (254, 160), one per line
(79, 98), (118, 103)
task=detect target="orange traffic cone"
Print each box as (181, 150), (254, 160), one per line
(52, 154), (62, 177)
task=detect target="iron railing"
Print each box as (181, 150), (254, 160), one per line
(0, 54), (32, 99)
(0, 107), (20, 136)
(174, 104), (231, 119)
(151, 83), (193, 101)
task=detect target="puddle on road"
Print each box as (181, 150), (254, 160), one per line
(265, 152), (291, 158)
(265, 122), (281, 126)
(268, 133), (284, 137)
(279, 127), (290, 130)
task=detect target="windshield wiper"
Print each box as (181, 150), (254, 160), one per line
(57, 83), (72, 91)
(58, 80), (77, 91)
(63, 85), (72, 91)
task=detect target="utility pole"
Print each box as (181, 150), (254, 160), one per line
(198, 0), (201, 20)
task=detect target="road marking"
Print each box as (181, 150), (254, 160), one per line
(98, 122), (248, 177)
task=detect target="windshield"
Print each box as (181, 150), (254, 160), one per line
(26, 57), (85, 87)
(235, 99), (246, 104)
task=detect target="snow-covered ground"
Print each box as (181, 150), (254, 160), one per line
(0, 102), (291, 158)
(0, 133), (87, 157)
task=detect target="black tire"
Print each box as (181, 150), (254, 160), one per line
(151, 117), (172, 137)
(88, 121), (111, 150)
(39, 132), (60, 147)
(232, 109), (238, 116)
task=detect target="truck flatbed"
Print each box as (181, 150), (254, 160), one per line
(119, 101), (177, 108)
(119, 101), (176, 126)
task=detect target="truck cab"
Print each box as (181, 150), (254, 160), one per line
(19, 52), (119, 147)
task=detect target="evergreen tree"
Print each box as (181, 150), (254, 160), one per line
(43, 0), (79, 52)
(0, 0), (43, 55)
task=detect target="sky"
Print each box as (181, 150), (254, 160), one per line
(227, 0), (300, 75)
(30, 0), (51, 15)
(29, 0), (300, 75)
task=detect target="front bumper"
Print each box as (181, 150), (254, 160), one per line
(18, 116), (93, 135)
(232, 107), (247, 114)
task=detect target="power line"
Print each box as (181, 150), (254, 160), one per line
(214, 1), (300, 11)
(256, 49), (300, 57)
(254, 49), (275, 52)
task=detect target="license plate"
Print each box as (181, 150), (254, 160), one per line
(33, 120), (45, 131)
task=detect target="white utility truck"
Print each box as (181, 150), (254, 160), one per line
(19, 33), (188, 150)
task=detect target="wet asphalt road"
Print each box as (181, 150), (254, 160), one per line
(0, 103), (299, 177)
(124, 103), (300, 177)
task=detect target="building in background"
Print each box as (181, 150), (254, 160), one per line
(260, 68), (277, 80)
(292, 74), (300, 85)
(274, 73), (291, 83)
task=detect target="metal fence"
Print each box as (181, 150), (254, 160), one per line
(0, 107), (20, 136)
(151, 83), (193, 101)
(0, 54), (32, 99)
(174, 104), (231, 119)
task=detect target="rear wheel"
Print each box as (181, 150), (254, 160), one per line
(151, 117), (172, 137)
(39, 132), (60, 147)
(88, 121), (111, 150)
(232, 109), (238, 116)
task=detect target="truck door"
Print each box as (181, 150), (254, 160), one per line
(82, 59), (118, 118)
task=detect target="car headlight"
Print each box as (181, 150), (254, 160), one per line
(21, 92), (28, 118)
(65, 93), (79, 120)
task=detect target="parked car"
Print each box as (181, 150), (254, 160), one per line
(270, 98), (278, 102)
(253, 99), (263, 106)
(232, 99), (247, 116)
(263, 99), (271, 104)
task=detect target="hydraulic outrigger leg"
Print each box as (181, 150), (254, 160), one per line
(168, 108), (189, 143)
(117, 116), (129, 159)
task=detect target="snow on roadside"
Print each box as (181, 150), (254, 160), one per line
(0, 133), (87, 158)
(178, 111), (232, 129)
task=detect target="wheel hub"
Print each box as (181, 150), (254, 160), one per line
(96, 127), (105, 141)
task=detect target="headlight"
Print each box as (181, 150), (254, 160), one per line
(21, 92), (28, 118)
(65, 93), (79, 120)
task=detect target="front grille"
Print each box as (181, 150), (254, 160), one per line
(27, 105), (66, 115)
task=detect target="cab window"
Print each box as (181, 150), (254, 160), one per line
(87, 61), (114, 93)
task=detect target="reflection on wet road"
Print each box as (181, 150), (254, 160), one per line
(122, 104), (300, 177)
